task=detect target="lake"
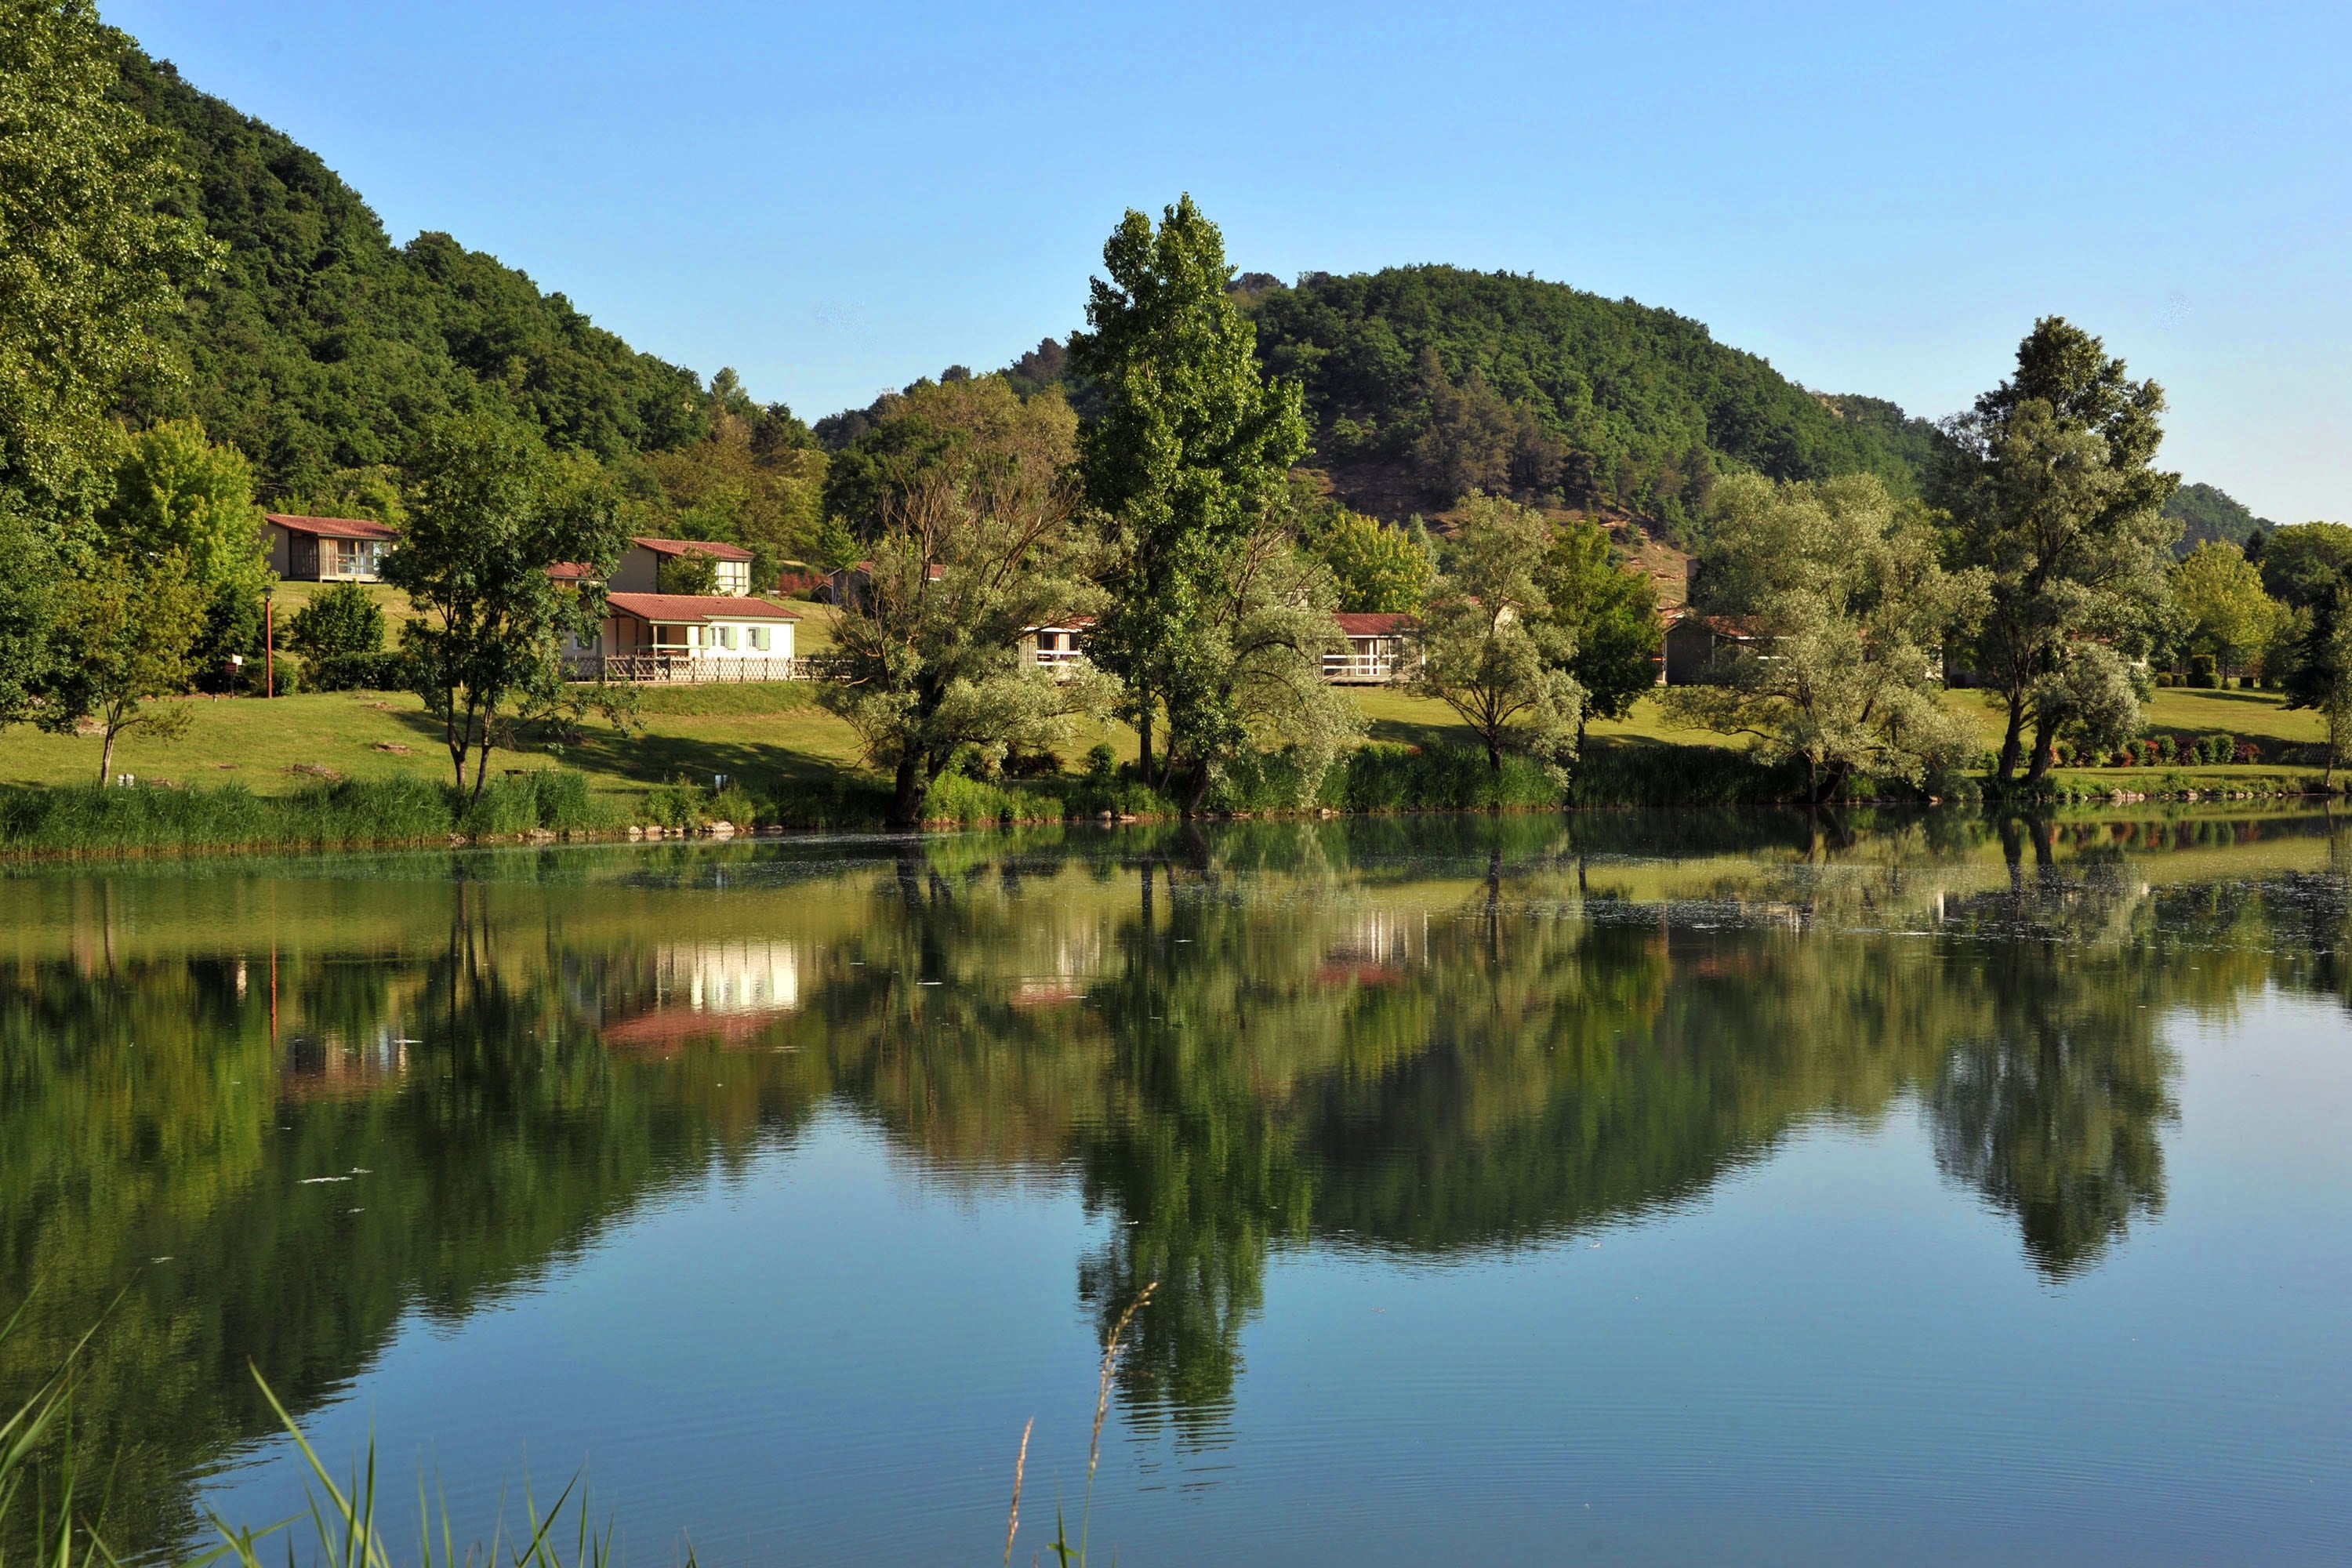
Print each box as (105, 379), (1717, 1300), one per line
(5, 811), (2349, 1566)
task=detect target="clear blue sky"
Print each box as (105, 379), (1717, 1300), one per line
(109, 0), (2350, 521)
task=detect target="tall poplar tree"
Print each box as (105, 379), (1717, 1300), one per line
(1935, 318), (2179, 785)
(1069, 195), (1311, 793)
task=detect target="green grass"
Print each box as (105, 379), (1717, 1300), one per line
(0, 681), (2329, 850)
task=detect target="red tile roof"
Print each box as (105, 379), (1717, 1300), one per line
(546, 562), (593, 582)
(265, 513), (399, 541)
(632, 536), (753, 561)
(605, 592), (800, 623)
(1334, 612), (1415, 636)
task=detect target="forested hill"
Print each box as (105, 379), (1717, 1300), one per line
(111, 50), (709, 503)
(1243, 267), (1940, 529)
(2164, 481), (2275, 550)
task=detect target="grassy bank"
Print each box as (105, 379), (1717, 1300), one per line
(0, 681), (2334, 856)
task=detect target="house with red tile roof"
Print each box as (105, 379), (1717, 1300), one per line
(566, 592), (802, 682)
(264, 514), (399, 582)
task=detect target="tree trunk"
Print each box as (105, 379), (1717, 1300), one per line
(1485, 731), (1502, 773)
(1135, 683), (1154, 793)
(99, 722), (118, 788)
(2023, 710), (2060, 786)
(1996, 688), (2027, 783)
(888, 753), (925, 828)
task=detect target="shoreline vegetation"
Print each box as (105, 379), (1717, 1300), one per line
(0, 737), (2334, 862)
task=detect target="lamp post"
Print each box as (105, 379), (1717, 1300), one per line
(263, 587), (274, 698)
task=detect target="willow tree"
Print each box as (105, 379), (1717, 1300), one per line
(1414, 492), (1582, 776)
(816, 377), (1109, 825)
(1665, 473), (1987, 802)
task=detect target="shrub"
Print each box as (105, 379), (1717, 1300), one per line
(284, 582), (386, 662)
(641, 775), (709, 829)
(709, 782), (760, 826)
(1083, 742), (1117, 782)
(309, 650), (409, 691)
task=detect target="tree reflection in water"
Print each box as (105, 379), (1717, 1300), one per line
(0, 807), (2343, 1552)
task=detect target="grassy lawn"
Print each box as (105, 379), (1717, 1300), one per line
(0, 676), (2324, 803)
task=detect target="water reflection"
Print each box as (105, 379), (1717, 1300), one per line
(2, 807), (2347, 1555)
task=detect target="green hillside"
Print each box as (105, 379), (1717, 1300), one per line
(1245, 267), (1940, 529)
(111, 50), (710, 503)
(2165, 481), (2276, 551)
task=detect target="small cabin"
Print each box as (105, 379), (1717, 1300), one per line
(1662, 612), (1759, 684)
(1020, 619), (1094, 676)
(568, 593), (800, 681)
(612, 538), (754, 596)
(828, 559), (946, 608)
(265, 514), (399, 582)
(1327, 612), (1417, 683)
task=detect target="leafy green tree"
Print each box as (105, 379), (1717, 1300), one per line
(1935, 318), (2180, 785)
(1664, 473), (1987, 800)
(2169, 540), (2285, 677)
(2031, 643), (2145, 767)
(1540, 514), (1662, 745)
(0, 508), (60, 726)
(653, 548), (721, 596)
(817, 376), (1108, 824)
(0, 1), (220, 525)
(280, 463), (407, 528)
(1413, 492), (1582, 775)
(384, 415), (624, 800)
(1070, 195), (1312, 794)
(43, 550), (205, 784)
(2255, 521), (2352, 610)
(99, 419), (273, 681)
(644, 373), (826, 585)
(2318, 611), (2352, 790)
(0, 2), (217, 724)
(1301, 504), (1434, 612)
(283, 579), (386, 681)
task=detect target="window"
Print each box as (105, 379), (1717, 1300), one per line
(749, 625), (770, 651)
(717, 624), (737, 651)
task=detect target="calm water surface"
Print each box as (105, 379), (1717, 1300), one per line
(5, 811), (2350, 1565)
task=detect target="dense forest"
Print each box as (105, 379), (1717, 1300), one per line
(1243, 267), (1943, 530)
(111, 53), (709, 495)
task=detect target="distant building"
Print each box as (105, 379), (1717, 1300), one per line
(1019, 618), (1094, 677)
(1662, 612), (1759, 684)
(566, 593), (800, 681)
(612, 537), (754, 596)
(827, 559), (945, 608)
(1327, 612), (1417, 683)
(264, 514), (398, 582)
